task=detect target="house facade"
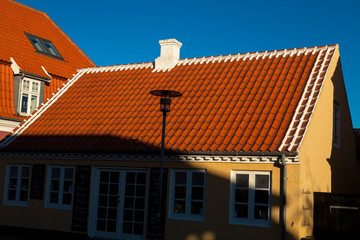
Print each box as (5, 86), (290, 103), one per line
(0, 0), (96, 139)
(0, 32), (359, 240)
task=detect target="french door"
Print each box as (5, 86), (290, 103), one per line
(92, 168), (148, 239)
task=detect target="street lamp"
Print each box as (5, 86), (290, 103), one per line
(150, 89), (182, 239)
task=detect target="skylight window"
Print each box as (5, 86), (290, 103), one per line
(25, 32), (63, 60)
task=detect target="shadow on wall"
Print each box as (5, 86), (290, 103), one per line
(0, 134), (297, 240)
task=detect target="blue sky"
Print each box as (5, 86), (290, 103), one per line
(17, 0), (360, 128)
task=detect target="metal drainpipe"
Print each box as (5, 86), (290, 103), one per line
(281, 154), (287, 240)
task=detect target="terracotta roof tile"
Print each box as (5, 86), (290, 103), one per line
(0, 0), (95, 120)
(1, 45), (338, 153)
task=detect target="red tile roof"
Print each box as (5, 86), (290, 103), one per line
(0, 0), (96, 120)
(0, 45), (338, 154)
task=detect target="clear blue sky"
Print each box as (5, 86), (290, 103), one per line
(17, 0), (360, 128)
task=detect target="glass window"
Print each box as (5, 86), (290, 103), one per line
(20, 78), (40, 115)
(3, 165), (31, 206)
(230, 171), (271, 226)
(26, 33), (63, 60)
(169, 169), (206, 221)
(46, 166), (75, 209)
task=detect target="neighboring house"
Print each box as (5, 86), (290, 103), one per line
(0, 0), (96, 139)
(0, 36), (358, 240)
(355, 129), (360, 160)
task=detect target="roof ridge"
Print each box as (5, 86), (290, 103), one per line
(79, 62), (154, 73)
(177, 44), (338, 66)
(7, 0), (45, 15)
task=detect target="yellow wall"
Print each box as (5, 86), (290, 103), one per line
(297, 48), (360, 238)
(0, 158), (302, 239)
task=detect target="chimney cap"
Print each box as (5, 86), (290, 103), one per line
(159, 39), (182, 47)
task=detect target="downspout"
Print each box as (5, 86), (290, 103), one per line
(280, 154), (287, 240)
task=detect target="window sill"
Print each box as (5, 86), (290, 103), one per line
(229, 219), (271, 228)
(45, 204), (73, 210)
(168, 214), (204, 222)
(3, 201), (28, 207)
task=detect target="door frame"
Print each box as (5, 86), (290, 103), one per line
(88, 166), (148, 239)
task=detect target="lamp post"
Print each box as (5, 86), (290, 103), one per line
(150, 90), (182, 240)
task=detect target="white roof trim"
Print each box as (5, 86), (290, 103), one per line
(278, 45), (337, 151)
(0, 152), (299, 164)
(0, 70), (86, 148)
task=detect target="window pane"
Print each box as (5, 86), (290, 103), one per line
(22, 80), (30, 91)
(235, 204), (248, 218)
(20, 191), (28, 201)
(110, 172), (120, 183)
(31, 82), (39, 93)
(107, 208), (117, 220)
(174, 200), (186, 213)
(134, 223), (143, 235)
(254, 206), (268, 219)
(124, 209), (133, 221)
(21, 167), (30, 178)
(137, 173), (146, 185)
(30, 95), (38, 113)
(175, 172), (187, 185)
(99, 183), (109, 194)
(109, 184), (118, 195)
(235, 189), (248, 203)
(135, 198), (145, 209)
(30, 37), (45, 52)
(64, 168), (74, 179)
(255, 175), (269, 188)
(21, 93), (28, 113)
(191, 201), (203, 215)
(126, 172), (136, 184)
(255, 190), (269, 204)
(192, 172), (204, 185)
(20, 179), (29, 190)
(107, 220), (116, 232)
(51, 180), (60, 191)
(125, 185), (135, 196)
(96, 220), (106, 231)
(100, 171), (109, 182)
(97, 207), (107, 219)
(236, 174), (249, 188)
(9, 178), (17, 189)
(10, 166), (18, 177)
(136, 185), (146, 197)
(51, 168), (60, 179)
(8, 190), (16, 201)
(123, 222), (132, 234)
(191, 187), (204, 200)
(134, 210), (144, 222)
(63, 181), (73, 193)
(44, 41), (60, 57)
(174, 186), (186, 199)
(50, 192), (59, 203)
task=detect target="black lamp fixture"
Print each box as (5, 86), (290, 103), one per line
(150, 89), (182, 239)
(150, 90), (182, 112)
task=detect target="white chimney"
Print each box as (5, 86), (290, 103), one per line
(155, 39), (182, 70)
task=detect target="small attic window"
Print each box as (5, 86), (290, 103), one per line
(25, 32), (63, 60)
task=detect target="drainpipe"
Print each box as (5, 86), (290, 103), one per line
(280, 154), (287, 240)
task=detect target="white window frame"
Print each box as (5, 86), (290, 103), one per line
(168, 169), (206, 221)
(333, 102), (340, 148)
(3, 164), (31, 206)
(19, 77), (41, 115)
(230, 171), (271, 227)
(45, 165), (75, 210)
